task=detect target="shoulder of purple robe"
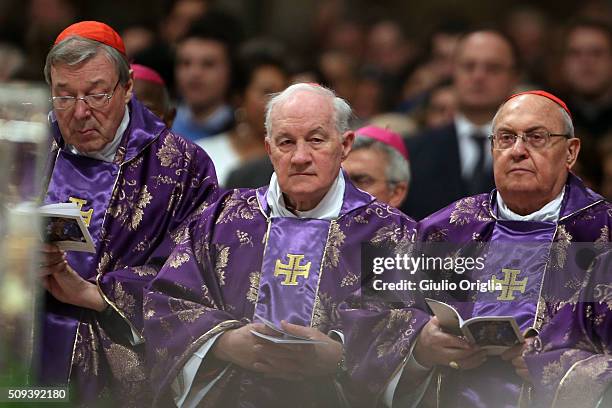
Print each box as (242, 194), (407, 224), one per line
(560, 173), (607, 220)
(558, 174), (611, 242)
(417, 192), (495, 243)
(524, 247), (612, 407)
(95, 103), (220, 344)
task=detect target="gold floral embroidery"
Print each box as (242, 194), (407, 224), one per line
(341, 272), (359, 287)
(541, 349), (581, 386)
(143, 295), (155, 320)
(134, 235), (152, 252)
(246, 271), (260, 304)
(171, 224), (192, 246)
(236, 230), (253, 247)
(132, 265), (157, 277)
(425, 228), (449, 242)
(594, 226), (609, 249)
(363, 202), (398, 219)
(108, 185), (153, 231)
(370, 223), (414, 255)
(168, 297), (206, 323)
(151, 174), (175, 186)
(594, 283), (612, 310)
(168, 251), (190, 269)
(323, 221), (344, 268)
(450, 197), (476, 225)
(373, 309), (414, 358)
(215, 246), (230, 286)
(157, 133), (183, 167)
(96, 252), (111, 274)
(73, 323), (100, 376)
(113, 282), (136, 320)
(311, 292), (338, 330)
(105, 343), (146, 382)
(552, 225), (573, 268)
(553, 355), (610, 407)
(216, 191), (259, 224)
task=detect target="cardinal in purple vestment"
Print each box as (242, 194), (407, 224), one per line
(126, 83), (430, 407)
(38, 21), (219, 406)
(394, 91), (611, 408)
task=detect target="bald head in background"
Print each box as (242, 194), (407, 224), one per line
(131, 64), (176, 128)
(454, 30), (519, 125)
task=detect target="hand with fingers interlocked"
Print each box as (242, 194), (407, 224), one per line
(212, 320), (343, 380)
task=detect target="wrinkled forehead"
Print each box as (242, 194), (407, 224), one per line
(494, 94), (564, 129)
(50, 52), (118, 84)
(270, 92), (335, 131)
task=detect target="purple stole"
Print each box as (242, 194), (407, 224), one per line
(443, 218), (558, 407)
(44, 150), (119, 278)
(469, 219), (556, 331)
(255, 217), (330, 327)
(41, 151), (119, 384)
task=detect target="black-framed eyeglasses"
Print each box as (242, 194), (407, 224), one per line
(50, 79), (121, 110)
(489, 130), (571, 150)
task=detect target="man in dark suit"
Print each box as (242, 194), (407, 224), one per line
(401, 29), (519, 220)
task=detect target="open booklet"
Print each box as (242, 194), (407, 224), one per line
(39, 203), (95, 253)
(425, 298), (524, 355)
(250, 314), (326, 345)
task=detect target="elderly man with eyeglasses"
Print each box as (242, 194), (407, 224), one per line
(388, 91), (611, 407)
(39, 21), (218, 404)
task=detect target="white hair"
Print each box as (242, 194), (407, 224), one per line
(264, 83), (352, 137)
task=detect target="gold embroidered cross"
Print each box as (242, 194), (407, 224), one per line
(69, 197), (93, 227)
(274, 254), (311, 286)
(491, 268), (528, 301)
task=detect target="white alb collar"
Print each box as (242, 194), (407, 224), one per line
(266, 171), (345, 220)
(496, 189), (565, 222)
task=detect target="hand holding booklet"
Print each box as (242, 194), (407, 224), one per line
(425, 298), (524, 355)
(39, 202), (95, 253)
(250, 315), (326, 345)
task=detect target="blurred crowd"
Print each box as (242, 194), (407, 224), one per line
(1, 0), (611, 212)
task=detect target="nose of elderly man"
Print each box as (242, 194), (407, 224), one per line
(73, 98), (92, 120)
(290, 141), (313, 165)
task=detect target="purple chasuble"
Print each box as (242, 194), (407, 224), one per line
(414, 173), (612, 408)
(143, 174), (427, 407)
(39, 97), (219, 405)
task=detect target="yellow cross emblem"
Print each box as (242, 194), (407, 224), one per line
(274, 254), (311, 286)
(491, 268), (527, 301)
(69, 197), (93, 227)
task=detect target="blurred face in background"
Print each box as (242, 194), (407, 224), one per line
(425, 85), (457, 128)
(176, 38), (230, 113)
(241, 65), (288, 136)
(343, 147), (407, 207)
(454, 31), (517, 115)
(562, 26), (612, 98)
(161, 0), (207, 45)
